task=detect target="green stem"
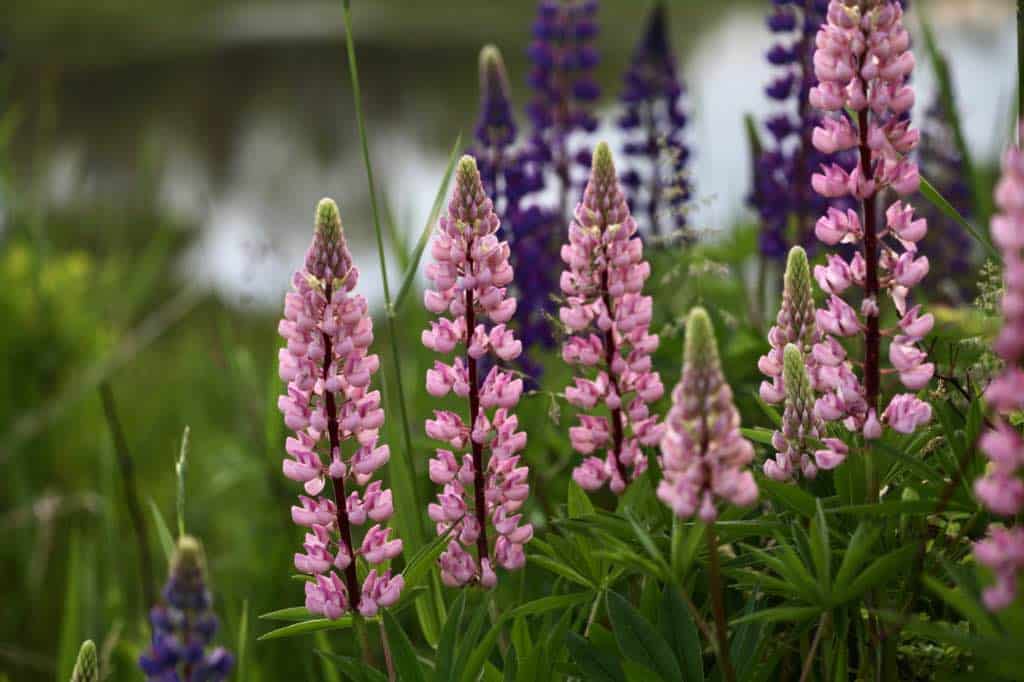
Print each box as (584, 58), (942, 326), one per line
(707, 524), (736, 682)
(353, 614), (376, 668)
(379, 620), (396, 682)
(338, 0), (423, 539)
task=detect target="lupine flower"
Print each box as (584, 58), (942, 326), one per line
(918, 92), (975, 301)
(807, 0), (933, 438)
(560, 142), (664, 494)
(511, 0), (602, 363)
(422, 155), (533, 588)
(618, 1), (691, 239)
(752, 0), (854, 259)
(658, 307), (758, 520)
(72, 640), (98, 682)
(277, 199), (403, 618)
(973, 122), (1024, 610)
(758, 245), (819, 404)
(139, 536), (233, 681)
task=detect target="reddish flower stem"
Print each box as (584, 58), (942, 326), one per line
(464, 246), (491, 569)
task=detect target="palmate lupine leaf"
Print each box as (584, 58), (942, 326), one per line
(606, 591), (682, 682)
(657, 587), (703, 682)
(382, 610), (426, 682)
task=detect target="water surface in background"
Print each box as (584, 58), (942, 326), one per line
(20, 0), (1018, 311)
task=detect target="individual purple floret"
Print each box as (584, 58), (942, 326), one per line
(139, 536), (233, 682)
(752, 0), (854, 259)
(618, 1), (692, 241)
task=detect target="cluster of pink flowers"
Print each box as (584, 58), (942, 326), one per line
(658, 307), (758, 520)
(422, 156), (533, 588)
(559, 142), (664, 495)
(807, 0), (932, 437)
(974, 123), (1024, 611)
(278, 199), (403, 619)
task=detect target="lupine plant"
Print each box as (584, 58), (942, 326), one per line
(139, 536), (233, 681)
(973, 123), (1024, 611)
(422, 155), (533, 587)
(618, 1), (691, 240)
(560, 142), (664, 495)
(278, 199), (403, 617)
(808, 0), (933, 451)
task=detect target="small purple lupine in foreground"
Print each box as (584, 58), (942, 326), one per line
(753, 0), (850, 259)
(658, 307), (758, 520)
(808, 0), (933, 439)
(560, 142), (664, 495)
(759, 246), (848, 480)
(422, 155), (533, 588)
(618, 1), (691, 240)
(278, 199), (403, 618)
(973, 123), (1024, 611)
(139, 536), (232, 681)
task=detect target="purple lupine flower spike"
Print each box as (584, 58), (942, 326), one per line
(752, 0), (855, 259)
(139, 536), (233, 681)
(423, 156), (533, 588)
(510, 0), (603, 371)
(618, 1), (692, 241)
(973, 121), (1024, 611)
(807, 0), (933, 439)
(561, 142), (664, 495)
(278, 199), (403, 619)
(658, 307), (758, 520)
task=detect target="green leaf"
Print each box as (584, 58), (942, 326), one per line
(922, 576), (998, 637)
(658, 587), (703, 681)
(833, 523), (880, 594)
(383, 610), (426, 682)
(810, 499), (831, 592)
(258, 615), (360, 641)
(393, 134), (462, 312)
(403, 524), (457, 589)
(567, 480), (596, 518)
(236, 600), (249, 681)
(259, 606), (316, 622)
(759, 478), (817, 518)
(832, 544), (915, 605)
(175, 425), (189, 537)
(919, 175), (997, 258)
(606, 591), (683, 682)
(827, 499), (972, 517)
(148, 497), (175, 562)
(433, 591), (467, 682)
(506, 591), (593, 620)
(729, 605), (820, 626)
(528, 554), (595, 589)
(740, 427), (775, 446)
(315, 650), (389, 682)
(566, 631), (625, 682)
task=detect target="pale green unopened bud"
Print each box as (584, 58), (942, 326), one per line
(684, 307), (720, 372)
(315, 198), (342, 244)
(591, 141), (616, 183)
(782, 343), (814, 413)
(71, 640), (98, 682)
(782, 246), (816, 348)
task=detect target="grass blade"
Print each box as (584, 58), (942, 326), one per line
(175, 425), (189, 538)
(148, 498), (175, 563)
(919, 175), (997, 258)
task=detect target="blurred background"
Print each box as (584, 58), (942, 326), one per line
(0, 0), (1016, 679)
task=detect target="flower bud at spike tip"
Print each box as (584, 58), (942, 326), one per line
(658, 308), (757, 520)
(71, 640), (99, 682)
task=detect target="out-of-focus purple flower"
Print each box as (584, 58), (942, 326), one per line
(658, 307), (758, 521)
(560, 143), (664, 495)
(617, 2), (691, 240)
(278, 199), (403, 619)
(752, 0), (855, 260)
(917, 92), (975, 301)
(139, 537), (233, 682)
(423, 156), (532, 588)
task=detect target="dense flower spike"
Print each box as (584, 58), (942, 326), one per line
(807, 0), (933, 438)
(423, 156), (533, 588)
(758, 246), (819, 404)
(658, 308), (758, 520)
(618, 2), (692, 239)
(753, 0), (854, 259)
(560, 142), (664, 494)
(277, 199), (403, 618)
(974, 123), (1024, 610)
(139, 537), (233, 681)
